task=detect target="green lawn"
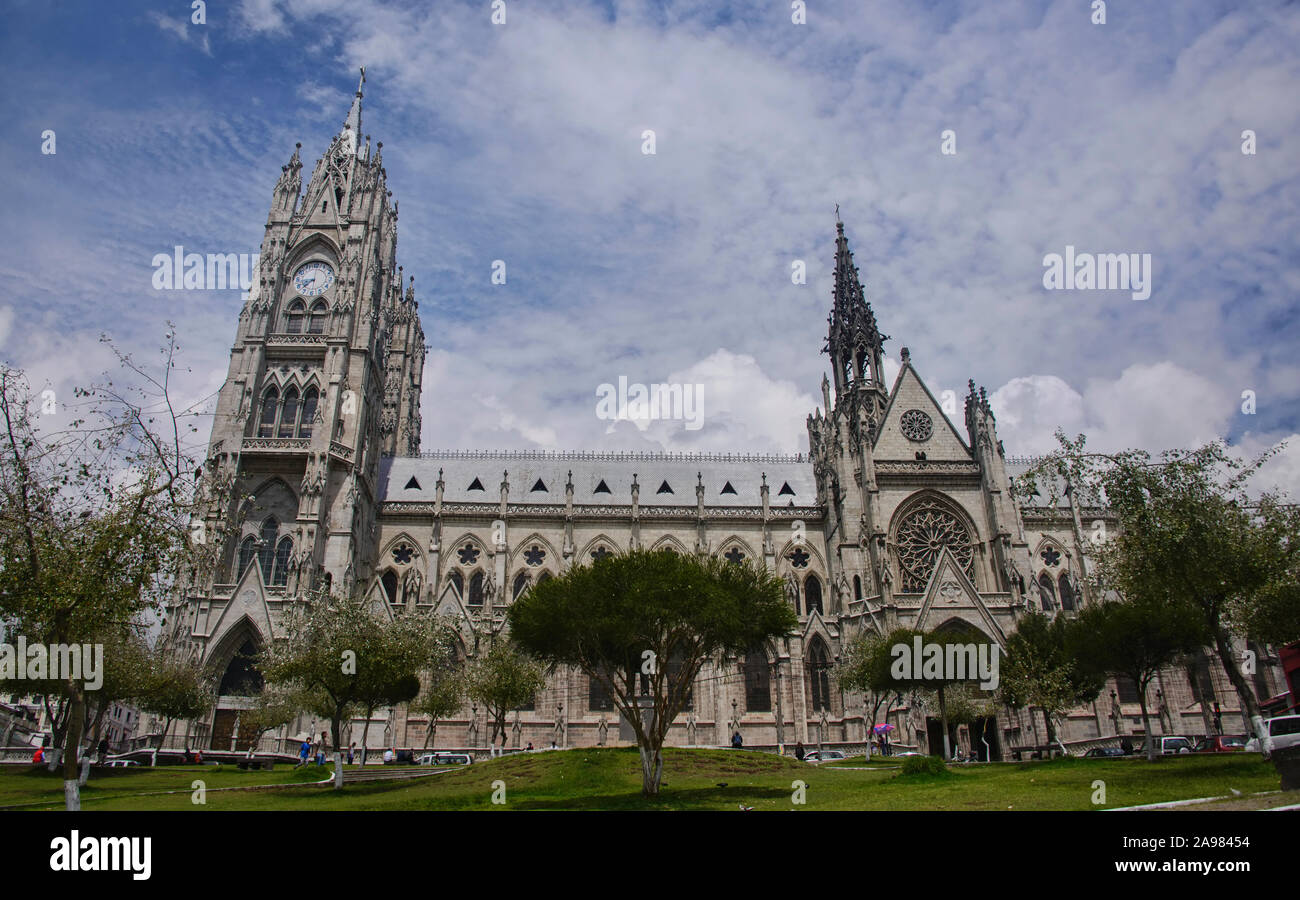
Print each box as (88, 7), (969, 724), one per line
(0, 749), (1283, 811)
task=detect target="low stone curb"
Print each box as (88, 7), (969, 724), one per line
(1104, 790), (1281, 811)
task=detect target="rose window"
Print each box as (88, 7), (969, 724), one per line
(895, 499), (974, 592)
(900, 409), (933, 442)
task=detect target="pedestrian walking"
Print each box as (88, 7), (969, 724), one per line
(794, 741), (805, 761)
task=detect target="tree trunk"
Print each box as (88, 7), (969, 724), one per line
(638, 742), (663, 795)
(358, 707), (373, 767)
(771, 660), (786, 752)
(152, 717), (173, 767)
(1137, 696), (1156, 762)
(62, 682), (85, 811)
(1211, 629), (1271, 758)
(332, 718), (345, 790)
(423, 719), (437, 750)
(937, 686), (951, 760)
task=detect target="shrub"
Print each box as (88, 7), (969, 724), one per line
(899, 755), (949, 777)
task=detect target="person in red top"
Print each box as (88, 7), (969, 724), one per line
(32, 746), (44, 764)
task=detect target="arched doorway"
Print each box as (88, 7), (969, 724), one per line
(209, 629), (267, 752)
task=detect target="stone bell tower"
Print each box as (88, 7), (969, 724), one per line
(171, 70), (424, 668)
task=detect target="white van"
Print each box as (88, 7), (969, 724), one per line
(415, 752), (473, 766)
(1243, 715), (1300, 753)
(1135, 736), (1194, 755)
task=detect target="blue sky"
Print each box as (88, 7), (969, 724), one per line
(2, 0), (1298, 490)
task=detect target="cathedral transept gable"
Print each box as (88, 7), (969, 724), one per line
(874, 361), (973, 463)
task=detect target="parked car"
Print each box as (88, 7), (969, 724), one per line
(1083, 747), (1127, 758)
(1244, 715), (1300, 753)
(803, 750), (846, 763)
(415, 752), (473, 766)
(1192, 734), (1247, 753)
(1135, 736), (1195, 755)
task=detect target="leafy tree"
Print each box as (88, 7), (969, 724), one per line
(1019, 434), (1300, 755)
(464, 638), (545, 751)
(509, 549), (796, 795)
(413, 625), (466, 749)
(998, 612), (1104, 754)
(236, 684), (304, 758)
(836, 628), (903, 757)
(0, 334), (205, 808)
(136, 650), (214, 766)
(1069, 598), (1203, 761)
(866, 624), (997, 759)
(261, 593), (435, 788)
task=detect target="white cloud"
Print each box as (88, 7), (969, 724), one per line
(990, 362), (1236, 457)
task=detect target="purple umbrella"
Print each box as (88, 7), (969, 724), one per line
(872, 724), (896, 734)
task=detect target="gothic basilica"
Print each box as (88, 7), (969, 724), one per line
(163, 78), (1285, 759)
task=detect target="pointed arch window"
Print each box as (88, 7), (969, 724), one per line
(853, 575), (863, 602)
(237, 536), (257, 577)
(808, 639), (832, 712)
(467, 572), (484, 607)
(512, 572), (530, 601)
(258, 387), (279, 438)
(804, 575), (824, 616)
(308, 300), (327, 334)
(1058, 573), (1076, 612)
(285, 300), (306, 334)
(298, 387), (318, 439)
(258, 518), (278, 581)
(272, 537), (293, 586)
(1037, 572), (1058, 612)
(448, 571), (464, 599)
(743, 649), (771, 712)
(218, 639), (263, 696)
(381, 570), (399, 603)
(278, 387), (300, 438)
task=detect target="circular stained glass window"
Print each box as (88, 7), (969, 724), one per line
(900, 409), (933, 442)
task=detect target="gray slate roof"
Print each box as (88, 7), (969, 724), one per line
(379, 452), (819, 508)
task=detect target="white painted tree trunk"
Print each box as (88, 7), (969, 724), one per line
(64, 779), (80, 811)
(78, 755), (91, 786)
(333, 751), (344, 790)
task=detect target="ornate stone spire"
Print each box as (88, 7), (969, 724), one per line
(825, 218), (888, 407)
(342, 66), (365, 153)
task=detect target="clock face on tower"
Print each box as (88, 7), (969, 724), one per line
(293, 261), (335, 297)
